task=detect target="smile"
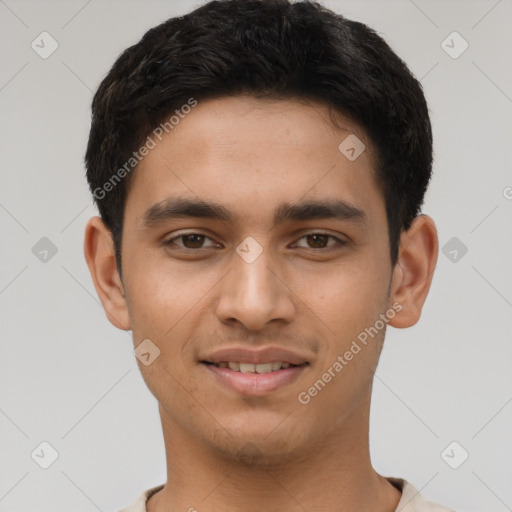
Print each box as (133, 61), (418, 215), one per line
(202, 361), (309, 395)
(208, 361), (295, 373)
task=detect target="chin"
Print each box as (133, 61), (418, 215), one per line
(204, 415), (316, 468)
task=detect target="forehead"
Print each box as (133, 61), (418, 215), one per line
(124, 95), (384, 229)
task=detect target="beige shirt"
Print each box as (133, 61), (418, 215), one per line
(117, 477), (455, 511)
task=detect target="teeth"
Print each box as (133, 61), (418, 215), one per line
(217, 361), (295, 373)
(255, 363), (273, 374)
(239, 363), (255, 373)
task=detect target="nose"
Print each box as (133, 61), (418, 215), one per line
(214, 242), (296, 331)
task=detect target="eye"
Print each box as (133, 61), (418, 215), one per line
(293, 232), (346, 251)
(163, 231), (346, 253)
(164, 232), (220, 250)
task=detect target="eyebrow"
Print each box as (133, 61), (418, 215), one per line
(142, 197), (367, 228)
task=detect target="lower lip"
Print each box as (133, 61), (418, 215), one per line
(204, 363), (308, 396)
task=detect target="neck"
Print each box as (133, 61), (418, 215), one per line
(147, 397), (401, 512)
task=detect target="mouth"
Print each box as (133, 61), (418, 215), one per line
(200, 346), (311, 396)
(203, 361), (304, 373)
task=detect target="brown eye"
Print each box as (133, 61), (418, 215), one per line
(164, 232), (219, 251)
(305, 234), (330, 249)
(294, 233), (345, 250)
(180, 234), (206, 249)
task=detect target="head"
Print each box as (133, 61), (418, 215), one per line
(84, 0), (438, 465)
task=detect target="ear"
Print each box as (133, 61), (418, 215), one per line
(388, 214), (438, 328)
(83, 216), (131, 330)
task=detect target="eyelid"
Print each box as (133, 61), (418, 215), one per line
(164, 230), (219, 249)
(291, 232), (347, 249)
(164, 230), (347, 251)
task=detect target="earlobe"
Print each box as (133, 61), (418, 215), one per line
(83, 216), (131, 331)
(388, 214), (438, 329)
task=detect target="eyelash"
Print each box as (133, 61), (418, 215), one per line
(163, 231), (347, 252)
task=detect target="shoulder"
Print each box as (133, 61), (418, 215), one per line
(116, 484), (165, 512)
(387, 477), (455, 512)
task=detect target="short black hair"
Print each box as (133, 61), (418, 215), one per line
(85, 0), (433, 278)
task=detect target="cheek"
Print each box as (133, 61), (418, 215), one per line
(123, 256), (206, 343)
(291, 254), (389, 340)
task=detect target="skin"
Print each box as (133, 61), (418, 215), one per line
(84, 95), (438, 512)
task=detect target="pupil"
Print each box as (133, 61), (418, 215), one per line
(307, 234), (328, 248)
(184, 234), (204, 248)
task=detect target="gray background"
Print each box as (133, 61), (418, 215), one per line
(1, 0), (511, 510)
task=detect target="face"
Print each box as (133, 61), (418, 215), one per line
(89, 95), (420, 465)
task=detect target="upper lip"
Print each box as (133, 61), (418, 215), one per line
(201, 346), (309, 365)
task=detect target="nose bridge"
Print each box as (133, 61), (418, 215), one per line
(215, 237), (294, 329)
